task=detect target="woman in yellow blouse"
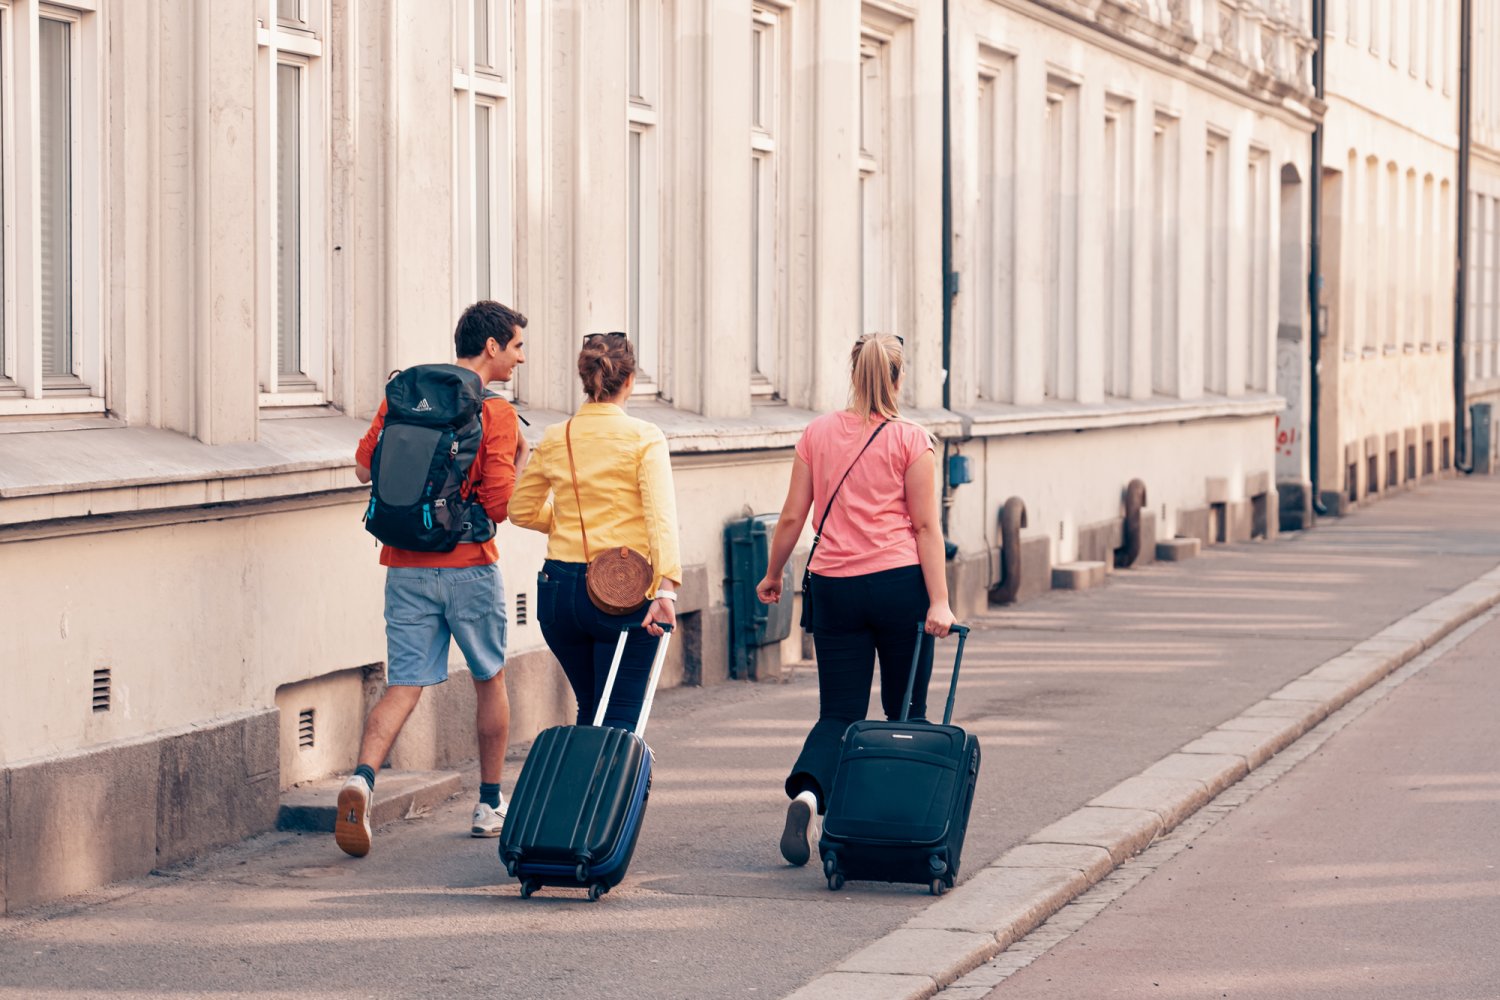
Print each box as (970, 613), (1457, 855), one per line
(509, 332), (683, 731)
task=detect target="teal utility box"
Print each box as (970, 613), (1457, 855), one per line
(724, 514), (794, 679)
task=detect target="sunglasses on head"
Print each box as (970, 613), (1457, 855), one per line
(583, 331), (630, 346)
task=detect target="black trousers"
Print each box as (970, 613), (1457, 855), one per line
(785, 563), (934, 811)
(535, 560), (656, 731)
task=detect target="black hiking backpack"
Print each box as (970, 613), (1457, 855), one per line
(362, 364), (498, 552)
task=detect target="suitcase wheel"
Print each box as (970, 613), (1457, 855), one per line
(826, 872), (845, 892)
(822, 854), (838, 879)
(575, 862), (589, 882)
(519, 879), (539, 899)
(927, 854), (948, 877)
(587, 882), (607, 902)
(929, 878), (947, 896)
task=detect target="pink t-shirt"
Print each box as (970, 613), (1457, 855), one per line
(796, 411), (934, 577)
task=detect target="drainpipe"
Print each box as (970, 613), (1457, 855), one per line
(940, 0), (958, 555)
(1455, 0), (1475, 473)
(1308, 0), (1328, 515)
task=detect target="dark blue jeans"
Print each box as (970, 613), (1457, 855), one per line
(535, 560), (655, 731)
(786, 563), (934, 810)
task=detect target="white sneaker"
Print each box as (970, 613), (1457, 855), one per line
(471, 798), (507, 838)
(335, 775), (373, 858)
(779, 791), (821, 867)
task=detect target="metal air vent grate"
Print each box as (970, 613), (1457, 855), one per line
(516, 591), (529, 627)
(92, 668), (111, 713)
(299, 708), (315, 749)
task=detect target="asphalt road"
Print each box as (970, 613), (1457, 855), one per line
(3, 480), (1500, 1000)
(981, 611), (1500, 1000)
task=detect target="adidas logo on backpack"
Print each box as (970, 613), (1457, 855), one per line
(415, 398), (432, 412)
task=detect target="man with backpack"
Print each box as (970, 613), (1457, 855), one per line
(337, 301), (529, 858)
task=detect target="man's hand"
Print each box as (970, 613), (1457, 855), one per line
(514, 435), (532, 474)
(355, 463), (372, 485)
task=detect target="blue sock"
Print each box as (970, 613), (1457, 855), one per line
(354, 764), (377, 790)
(479, 782), (502, 808)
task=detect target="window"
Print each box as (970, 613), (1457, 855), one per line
(1152, 113), (1180, 396)
(1422, 174), (1435, 347)
(975, 53), (1016, 403)
(258, 0), (328, 403)
(1203, 131), (1229, 394)
(1103, 97), (1134, 399)
(628, 0), (662, 393)
(1247, 150), (1269, 391)
(0, 4), (102, 411)
(858, 36), (891, 337)
(750, 5), (783, 397)
(1043, 80), (1079, 401)
(453, 1), (515, 392)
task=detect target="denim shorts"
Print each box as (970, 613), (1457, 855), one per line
(384, 563), (508, 686)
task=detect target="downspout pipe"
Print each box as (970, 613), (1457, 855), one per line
(940, 0), (958, 555)
(1309, 0), (1328, 515)
(1455, 0), (1475, 473)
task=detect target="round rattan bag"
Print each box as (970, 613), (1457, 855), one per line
(586, 546), (653, 616)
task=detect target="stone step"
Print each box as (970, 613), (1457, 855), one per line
(1156, 536), (1202, 562)
(1051, 561), (1107, 590)
(276, 770), (464, 833)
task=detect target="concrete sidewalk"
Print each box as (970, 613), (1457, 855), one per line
(4, 479), (1500, 1000)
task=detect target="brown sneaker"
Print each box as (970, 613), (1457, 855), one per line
(335, 775), (373, 857)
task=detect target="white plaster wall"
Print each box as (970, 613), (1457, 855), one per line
(949, 416), (1278, 568)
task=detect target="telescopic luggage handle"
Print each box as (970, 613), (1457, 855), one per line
(593, 623), (675, 738)
(900, 622), (971, 726)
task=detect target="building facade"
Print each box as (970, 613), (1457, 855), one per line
(1466, 0), (1500, 469)
(1315, 0), (1463, 508)
(0, 0), (1320, 911)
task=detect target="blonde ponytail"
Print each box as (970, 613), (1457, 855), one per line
(848, 333), (904, 423)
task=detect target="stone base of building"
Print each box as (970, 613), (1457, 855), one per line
(0, 709), (279, 915)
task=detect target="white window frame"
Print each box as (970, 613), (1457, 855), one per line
(857, 34), (891, 339)
(0, 0), (104, 416)
(1203, 130), (1229, 395)
(627, 0), (662, 396)
(257, 0), (329, 407)
(1103, 96), (1134, 399)
(1247, 147), (1270, 391)
(1043, 77), (1079, 402)
(453, 0), (516, 398)
(974, 48), (1015, 403)
(1151, 111), (1181, 397)
(750, 4), (784, 398)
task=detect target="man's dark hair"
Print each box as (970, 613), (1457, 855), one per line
(455, 300), (528, 358)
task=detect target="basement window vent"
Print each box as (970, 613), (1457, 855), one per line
(516, 592), (529, 627)
(298, 708), (316, 749)
(92, 668), (111, 713)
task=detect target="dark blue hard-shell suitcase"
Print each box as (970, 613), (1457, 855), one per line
(499, 625), (672, 901)
(819, 624), (981, 895)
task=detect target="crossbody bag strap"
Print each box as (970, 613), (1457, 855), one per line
(565, 419), (592, 563)
(811, 419), (890, 548)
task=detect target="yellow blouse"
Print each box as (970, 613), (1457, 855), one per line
(509, 402), (684, 595)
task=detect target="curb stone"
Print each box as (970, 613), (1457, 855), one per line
(780, 562), (1500, 1000)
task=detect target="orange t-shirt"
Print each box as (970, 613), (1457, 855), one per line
(796, 412), (934, 577)
(355, 395), (520, 568)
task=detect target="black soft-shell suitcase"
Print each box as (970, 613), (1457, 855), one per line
(499, 624), (672, 901)
(819, 623), (980, 895)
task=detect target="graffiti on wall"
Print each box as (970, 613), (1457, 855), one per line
(1275, 339), (1303, 481)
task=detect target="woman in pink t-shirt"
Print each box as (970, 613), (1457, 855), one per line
(755, 333), (956, 868)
